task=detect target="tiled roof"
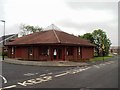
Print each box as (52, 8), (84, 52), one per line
(6, 30), (95, 46)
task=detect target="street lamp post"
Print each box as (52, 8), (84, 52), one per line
(0, 20), (5, 60)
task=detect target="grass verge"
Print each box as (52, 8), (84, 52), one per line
(90, 55), (113, 62)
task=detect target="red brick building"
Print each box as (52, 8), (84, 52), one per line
(6, 28), (95, 61)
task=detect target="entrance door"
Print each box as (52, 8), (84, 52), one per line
(28, 47), (34, 60)
(58, 48), (62, 59)
(53, 48), (62, 60)
(11, 46), (15, 58)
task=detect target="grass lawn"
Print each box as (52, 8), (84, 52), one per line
(90, 55), (113, 62)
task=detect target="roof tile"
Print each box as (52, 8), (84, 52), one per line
(6, 30), (95, 46)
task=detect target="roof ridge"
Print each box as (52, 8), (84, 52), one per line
(52, 30), (60, 43)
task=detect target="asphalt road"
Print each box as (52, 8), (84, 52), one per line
(0, 56), (118, 89)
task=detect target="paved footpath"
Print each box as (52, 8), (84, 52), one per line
(3, 56), (117, 67)
(3, 58), (89, 67)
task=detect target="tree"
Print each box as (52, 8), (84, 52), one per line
(78, 29), (111, 56)
(79, 33), (94, 43)
(20, 24), (43, 36)
(92, 29), (111, 56)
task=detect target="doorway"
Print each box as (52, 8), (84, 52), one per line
(28, 47), (34, 60)
(53, 48), (62, 60)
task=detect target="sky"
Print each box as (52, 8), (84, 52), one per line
(0, 0), (118, 46)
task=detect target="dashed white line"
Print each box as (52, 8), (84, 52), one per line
(68, 67), (91, 74)
(55, 72), (68, 77)
(99, 63), (106, 66)
(0, 75), (7, 84)
(40, 74), (46, 77)
(48, 72), (52, 75)
(99, 61), (115, 66)
(24, 73), (35, 76)
(94, 65), (100, 68)
(35, 73), (38, 75)
(24, 72), (39, 76)
(105, 61), (114, 64)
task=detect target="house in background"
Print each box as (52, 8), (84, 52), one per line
(6, 25), (95, 61)
(0, 34), (18, 54)
(110, 46), (120, 55)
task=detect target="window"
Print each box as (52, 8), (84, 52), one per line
(53, 49), (57, 59)
(78, 47), (81, 55)
(28, 47), (33, 56)
(11, 47), (15, 54)
(67, 47), (73, 56)
(40, 47), (49, 56)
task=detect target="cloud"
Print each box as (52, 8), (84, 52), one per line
(0, 0), (6, 37)
(66, 2), (117, 10)
(60, 1), (118, 46)
(0, 0), (5, 19)
(0, 0), (118, 46)
(58, 19), (118, 46)
(58, 19), (117, 33)
(66, 0), (119, 3)
(66, 2), (118, 19)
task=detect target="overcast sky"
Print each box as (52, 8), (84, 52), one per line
(0, 0), (118, 46)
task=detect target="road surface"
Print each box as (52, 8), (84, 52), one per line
(0, 56), (118, 89)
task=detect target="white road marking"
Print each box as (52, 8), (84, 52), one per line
(40, 74), (46, 77)
(24, 72), (39, 76)
(24, 73), (35, 76)
(77, 69), (83, 72)
(17, 76), (52, 86)
(18, 81), (28, 86)
(0, 66), (93, 88)
(105, 61), (114, 64)
(48, 72), (52, 75)
(80, 67), (91, 71)
(99, 63), (106, 66)
(105, 62), (111, 65)
(66, 67), (91, 74)
(42, 76), (52, 82)
(1, 85), (16, 90)
(93, 61), (115, 68)
(99, 61), (115, 66)
(69, 68), (84, 74)
(86, 67), (91, 69)
(81, 68), (86, 71)
(55, 72), (68, 77)
(94, 65), (100, 68)
(0, 75), (7, 84)
(35, 73), (38, 75)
